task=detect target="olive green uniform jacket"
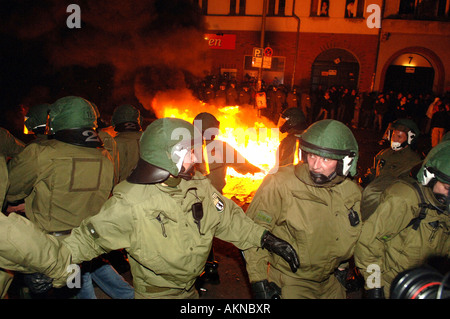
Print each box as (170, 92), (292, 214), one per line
(113, 131), (142, 183)
(0, 128), (25, 298)
(6, 139), (114, 233)
(245, 163), (362, 298)
(0, 213), (72, 288)
(98, 129), (120, 185)
(355, 180), (450, 298)
(0, 128), (25, 160)
(365, 146), (421, 182)
(62, 172), (266, 298)
(361, 146), (422, 221)
(0, 156), (13, 298)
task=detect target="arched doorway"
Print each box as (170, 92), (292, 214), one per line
(311, 48), (360, 92)
(383, 53), (435, 94)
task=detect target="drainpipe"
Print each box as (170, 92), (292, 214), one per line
(372, 0), (386, 93)
(257, 0), (268, 92)
(291, 0), (301, 91)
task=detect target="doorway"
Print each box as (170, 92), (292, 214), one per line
(311, 48), (360, 92)
(383, 53), (434, 94)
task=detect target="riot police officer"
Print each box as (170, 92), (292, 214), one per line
(355, 139), (450, 299)
(6, 96), (134, 299)
(245, 119), (362, 299)
(360, 118), (422, 221)
(2, 117), (298, 299)
(193, 112), (262, 194)
(24, 103), (51, 143)
(275, 107), (307, 168)
(0, 127), (25, 298)
(111, 104), (143, 182)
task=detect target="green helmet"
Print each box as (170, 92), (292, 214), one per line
(193, 112), (220, 141)
(417, 140), (450, 186)
(111, 104), (141, 127)
(417, 140), (450, 213)
(25, 103), (51, 132)
(127, 118), (203, 184)
(387, 118), (420, 147)
(193, 112), (220, 131)
(441, 131), (450, 143)
(50, 96), (97, 133)
(299, 119), (359, 177)
(279, 107), (307, 133)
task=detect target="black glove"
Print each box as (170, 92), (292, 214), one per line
(23, 273), (54, 294)
(334, 267), (365, 292)
(334, 268), (348, 287)
(260, 231), (300, 273)
(251, 280), (281, 299)
(365, 287), (385, 299)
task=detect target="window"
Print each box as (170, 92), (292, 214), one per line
(278, 0), (286, 16)
(268, 0), (276, 15)
(311, 0), (329, 17)
(345, 0), (365, 18)
(200, 0), (208, 15)
(229, 0), (247, 16)
(399, 0), (416, 14)
(239, 0), (246, 15)
(399, 0), (449, 19)
(267, 0), (286, 16)
(230, 0), (237, 15)
(320, 0), (329, 16)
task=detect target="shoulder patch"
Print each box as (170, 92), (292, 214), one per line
(212, 192), (225, 212)
(255, 211), (273, 224)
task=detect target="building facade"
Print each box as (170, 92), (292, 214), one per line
(199, 0), (449, 95)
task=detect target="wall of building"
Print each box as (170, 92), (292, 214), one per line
(201, 0), (448, 94)
(375, 19), (450, 94)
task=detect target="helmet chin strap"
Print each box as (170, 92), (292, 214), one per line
(391, 140), (408, 151)
(178, 164), (196, 180)
(309, 170), (337, 184)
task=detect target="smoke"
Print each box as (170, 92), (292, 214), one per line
(1, 0), (211, 115)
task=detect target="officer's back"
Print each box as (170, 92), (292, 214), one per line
(111, 104), (143, 183)
(7, 96), (115, 233)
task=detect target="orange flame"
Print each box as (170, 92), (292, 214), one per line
(150, 90), (280, 203)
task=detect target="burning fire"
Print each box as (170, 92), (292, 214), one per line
(150, 90), (281, 203)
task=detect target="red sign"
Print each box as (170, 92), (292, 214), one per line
(264, 47), (273, 57)
(204, 34), (236, 50)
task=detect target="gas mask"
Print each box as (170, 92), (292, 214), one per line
(422, 167), (450, 214)
(391, 140), (406, 151)
(433, 192), (449, 214)
(389, 130), (415, 151)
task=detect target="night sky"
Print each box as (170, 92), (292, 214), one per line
(0, 0), (210, 135)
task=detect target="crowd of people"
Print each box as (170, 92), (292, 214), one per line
(0, 76), (449, 300)
(192, 75), (310, 124)
(191, 75), (450, 149)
